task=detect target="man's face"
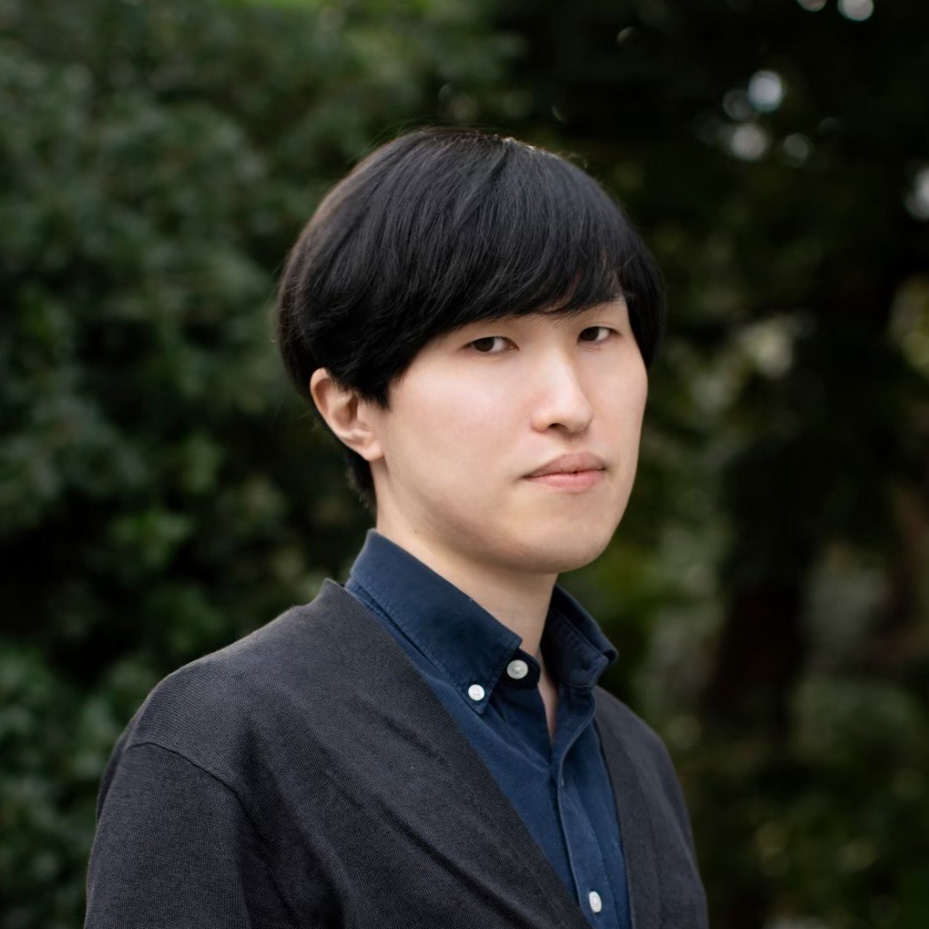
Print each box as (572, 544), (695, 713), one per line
(364, 299), (649, 577)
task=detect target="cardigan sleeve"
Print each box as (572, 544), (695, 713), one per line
(84, 741), (296, 929)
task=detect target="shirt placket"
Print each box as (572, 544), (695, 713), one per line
(552, 687), (621, 929)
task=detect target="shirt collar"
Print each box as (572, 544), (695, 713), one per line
(345, 529), (618, 714)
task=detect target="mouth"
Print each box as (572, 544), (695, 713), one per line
(524, 469), (605, 491)
(527, 452), (606, 488)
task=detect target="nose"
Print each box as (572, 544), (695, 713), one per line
(529, 351), (594, 434)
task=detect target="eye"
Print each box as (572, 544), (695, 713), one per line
(467, 336), (512, 354)
(579, 326), (615, 343)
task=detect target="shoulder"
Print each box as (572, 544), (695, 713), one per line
(593, 684), (669, 760)
(593, 684), (681, 784)
(115, 582), (354, 778)
(593, 685), (696, 845)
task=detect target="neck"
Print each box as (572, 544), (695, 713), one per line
(373, 520), (556, 659)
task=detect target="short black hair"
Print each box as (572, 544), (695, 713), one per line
(274, 127), (666, 514)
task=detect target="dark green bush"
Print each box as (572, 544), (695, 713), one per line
(0, 0), (513, 924)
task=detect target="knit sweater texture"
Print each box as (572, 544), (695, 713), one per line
(84, 579), (709, 929)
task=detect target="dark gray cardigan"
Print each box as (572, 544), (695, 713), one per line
(85, 579), (709, 929)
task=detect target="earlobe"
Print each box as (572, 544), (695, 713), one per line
(308, 368), (384, 463)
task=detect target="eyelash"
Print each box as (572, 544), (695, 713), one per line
(466, 326), (616, 354)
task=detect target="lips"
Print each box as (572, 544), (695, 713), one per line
(527, 452), (606, 477)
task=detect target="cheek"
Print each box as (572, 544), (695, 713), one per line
(590, 354), (648, 422)
(393, 373), (509, 484)
(624, 376), (648, 430)
(593, 365), (648, 472)
(613, 356), (648, 423)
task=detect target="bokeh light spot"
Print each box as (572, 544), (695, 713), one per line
(838, 0), (874, 21)
(723, 88), (753, 121)
(729, 123), (770, 161)
(748, 70), (785, 112)
(782, 133), (812, 165)
(904, 166), (929, 220)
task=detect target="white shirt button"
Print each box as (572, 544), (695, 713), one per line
(506, 659), (529, 680)
(467, 683), (485, 701)
(588, 891), (603, 913)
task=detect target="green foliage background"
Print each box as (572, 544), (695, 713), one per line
(1, 0), (927, 927)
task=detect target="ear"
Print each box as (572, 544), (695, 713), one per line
(309, 368), (384, 463)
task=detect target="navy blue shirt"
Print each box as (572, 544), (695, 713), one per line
(344, 529), (631, 929)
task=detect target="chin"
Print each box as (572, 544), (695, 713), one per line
(504, 522), (617, 575)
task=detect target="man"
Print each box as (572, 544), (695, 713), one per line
(84, 128), (709, 928)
